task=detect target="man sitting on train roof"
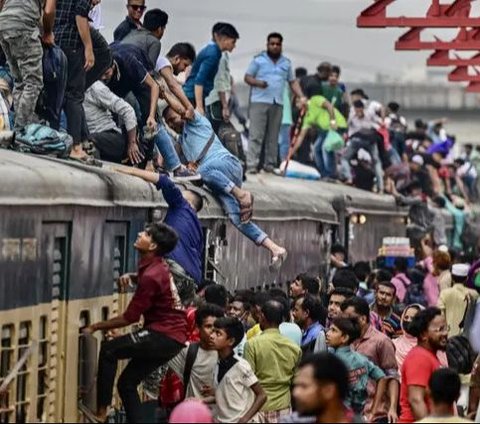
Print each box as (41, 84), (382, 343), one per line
(83, 222), (187, 423)
(116, 167), (203, 302)
(161, 93), (288, 271)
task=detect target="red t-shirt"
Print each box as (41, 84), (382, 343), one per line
(123, 256), (187, 344)
(399, 346), (442, 423)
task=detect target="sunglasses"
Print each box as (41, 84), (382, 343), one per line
(128, 4), (147, 11)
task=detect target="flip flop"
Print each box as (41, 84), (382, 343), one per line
(269, 251), (288, 273)
(70, 155), (103, 168)
(240, 193), (254, 223)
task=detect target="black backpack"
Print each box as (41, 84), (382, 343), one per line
(217, 122), (247, 173)
(446, 297), (477, 375)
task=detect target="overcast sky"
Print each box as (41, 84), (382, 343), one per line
(101, 0), (478, 82)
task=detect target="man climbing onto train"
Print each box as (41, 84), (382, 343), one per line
(82, 222), (188, 423)
(161, 99), (288, 271)
(116, 167), (204, 304)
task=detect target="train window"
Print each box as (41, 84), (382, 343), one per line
(0, 324), (14, 423)
(52, 237), (68, 301)
(79, 311), (90, 330)
(113, 236), (126, 292)
(37, 316), (48, 422)
(15, 321), (31, 423)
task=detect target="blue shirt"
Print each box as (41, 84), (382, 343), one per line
(245, 51), (294, 105)
(108, 43), (153, 98)
(156, 176), (203, 283)
(301, 321), (324, 347)
(180, 112), (231, 165)
(183, 41), (222, 101)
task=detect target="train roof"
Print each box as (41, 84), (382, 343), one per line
(0, 150), (339, 223)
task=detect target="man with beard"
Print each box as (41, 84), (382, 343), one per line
(290, 353), (358, 423)
(399, 307), (449, 423)
(244, 32), (306, 174)
(370, 281), (402, 339)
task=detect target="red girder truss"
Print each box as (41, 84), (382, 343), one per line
(357, 0), (480, 89)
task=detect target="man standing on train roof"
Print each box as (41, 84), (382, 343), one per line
(83, 222), (187, 423)
(161, 101), (288, 271)
(116, 167), (203, 304)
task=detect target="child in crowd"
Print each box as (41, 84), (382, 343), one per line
(208, 317), (267, 423)
(326, 317), (387, 418)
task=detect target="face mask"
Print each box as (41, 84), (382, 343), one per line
(403, 321), (413, 335)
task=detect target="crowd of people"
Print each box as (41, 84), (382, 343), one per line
(1, 1), (480, 424)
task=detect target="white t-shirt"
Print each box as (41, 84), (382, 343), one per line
(214, 356), (260, 423)
(168, 344), (218, 399)
(89, 5), (104, 30)
(457, 162), (478, 179)
(156, 56), (173, 73)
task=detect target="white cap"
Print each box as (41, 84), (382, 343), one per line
(438, 245), (449, 253)
(358, 148), (372, 163)
(412, 155), (424, 166)
(452, 263), (470, 277)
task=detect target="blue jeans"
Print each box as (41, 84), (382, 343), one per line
(154, 124), (181, 171)
(313, 130), (336, 178)
(278, 123), (291, 162)
(199, 155), (268, 245)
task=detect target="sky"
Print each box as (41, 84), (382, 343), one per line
(100, 0), (470, 82)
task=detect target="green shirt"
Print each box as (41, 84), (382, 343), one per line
(321, 82), (344, 109)
(244, 328), (302, 412)
(302, 95), (347, 131)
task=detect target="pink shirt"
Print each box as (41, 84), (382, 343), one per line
(391, 273), (411, 303)
(423, 273), (440, 307)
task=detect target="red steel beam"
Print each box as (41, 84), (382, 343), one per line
(448, 65), (480, 81)
(395, 27), (480, 50)
(357, 0), (479, 28)
(427, 50), (480, 66)
(466, 82), (480, 91)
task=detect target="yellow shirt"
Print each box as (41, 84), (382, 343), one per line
(246, 323), (262, 340)
(437, 284), (479, 337)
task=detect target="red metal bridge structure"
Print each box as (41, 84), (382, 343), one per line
(357, 0), (480, 92)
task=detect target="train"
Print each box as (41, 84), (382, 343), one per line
(0, 148), (458, 423)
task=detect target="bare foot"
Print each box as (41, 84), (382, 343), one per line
(237, 190), (254, 223)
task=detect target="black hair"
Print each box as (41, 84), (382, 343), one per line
(429, 368), (461, 405)
(204, 284), (228, 309)
(252, 291), (271, 308)
(452, 274), (468, 285)
(143, 9), (169, 31)
(376, 269), (393, 283)
(464, 143), (473, 150)
(377, 280), (397, 296)
(299, 353), (349, 401)
(196, 279), (216, 293)
(332, 317), (362, 344)
(273, 296), (290, 322)
(332, 269), (359, 293)
(167, 42), (196, 63)
(388, 102), (400, 113)
(340, 296), (371, 323)
(299, 295), (326, 325)
(353, 261), (371, 282)
(233, 290), (255, 311)
(415, 119), (427, 129)
(454, 158), (465, 166)
(217, 23), (240, 40)
(432, 195), (446, 208)
(212, 22), (227, 35)
(408, 307), (442, 338)
(214, 317), (245, 348)
(261, 300), (284, 326)
(394, 257), (409, 273)
(145, 223), (178, 255)
(331, 243), (346, 255)
(267, 32), (283, 42)
(353, 99), (365, 109)
(330, 287), (355, 300)
(295, 67), (308, 78)
(296, 273), (320, 296)
(195, 303), (225, 327)
(269, 288), (288, 300)
(331, 65), (341, 75)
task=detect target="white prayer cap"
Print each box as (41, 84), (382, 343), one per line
(452, 263), (470, 277)
(412, 155), (424, 166)
(358, 148), (372, 163)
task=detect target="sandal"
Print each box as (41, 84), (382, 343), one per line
(70, 155), (103, 168)
(269, 250), (288, 273)
(239, 193), (254, 223)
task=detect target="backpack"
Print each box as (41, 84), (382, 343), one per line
(217, 122), (247, 172)
(447, 297), (477, 375)
(13, 124), (72, 158)
(401, 269), (427, 308)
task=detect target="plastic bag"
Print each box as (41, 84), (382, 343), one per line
(323, 130), (344, 152)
